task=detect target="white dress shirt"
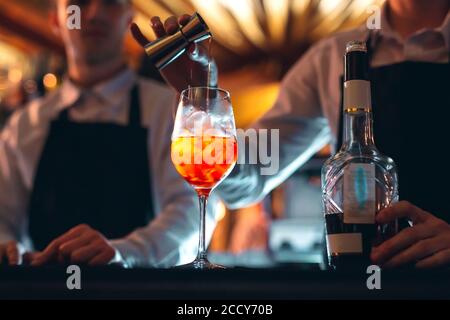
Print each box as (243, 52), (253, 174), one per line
(218, 4), (450, 209)
(0, 68), (219, 268)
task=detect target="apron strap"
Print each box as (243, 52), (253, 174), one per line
(58, 105), (71, 122)
(128, 84), (142, 128)
(366, 30), (380, 64)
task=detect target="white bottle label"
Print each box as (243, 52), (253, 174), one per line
(327, 233), (363, 254)
(344, 80), (372, 110)
(344, 163), (376, 224)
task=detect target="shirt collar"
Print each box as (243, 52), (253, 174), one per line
(59, 67), (137, 108)
(92, 67), (136, 105)
(379, 2), (450, 49)
(59, 76), (82, 109)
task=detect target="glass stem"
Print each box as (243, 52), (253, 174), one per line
(197, 194), (208, 261)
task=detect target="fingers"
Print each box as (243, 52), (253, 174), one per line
(0, 242), (24, 266)
(382, 236), (449, 268)
(70, 241), (103, 264)
(371, 223), (434, 265)
(6, 241), (20, 266)
(32, 225), (88, 266)
(135, 14), (192, 47)
(130, 22), (150, 47)
(35, 231), (76, 263)
(178, 14), (191, 26)
(31, 249), (56, 266)
(88, 247), (116, 266)
(0, 242), (28, 266)
(164, 16), (180, 35)
(150, 16), (167, 38)
(376, 201), (429, 225)
(23, 252), (40, 265)
(416, 249), (450, 269)
(31, 224), (115, 266)
(59, 233), (97, 257)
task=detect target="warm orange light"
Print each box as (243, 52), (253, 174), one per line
(8, 68), (23, 84)
(43, 73), (58, 89)
(231, 82), (280, 128)
(216, 201), (227, 221)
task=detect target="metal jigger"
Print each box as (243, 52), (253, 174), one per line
(144, 13), (211, 70)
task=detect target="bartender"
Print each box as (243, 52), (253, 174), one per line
(0, 0), (218, 267)
(135, 0), (450, 268)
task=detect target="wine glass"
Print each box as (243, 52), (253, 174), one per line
(171, 87), (238, 269)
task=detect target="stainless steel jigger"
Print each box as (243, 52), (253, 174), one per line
(144, 13), (211, 70)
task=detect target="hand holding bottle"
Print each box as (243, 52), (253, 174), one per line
(371, 201), (450, 269)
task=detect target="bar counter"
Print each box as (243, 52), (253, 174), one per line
(0, 265), (449, 300)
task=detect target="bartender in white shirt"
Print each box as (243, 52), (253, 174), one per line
(0, 0), (218, 267)
(140, 0), (450, 268)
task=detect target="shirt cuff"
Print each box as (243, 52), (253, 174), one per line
(109, 238), (135, 268)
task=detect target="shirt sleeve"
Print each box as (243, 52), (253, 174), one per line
(110, 87), (219, 268)
(0, 113), (32, 248)
(217, 44), (332, 209)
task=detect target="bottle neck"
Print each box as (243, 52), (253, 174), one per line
(342, 109), (375, 150)
(341, 79), (375, 151)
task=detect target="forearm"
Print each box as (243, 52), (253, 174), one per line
(0, 139), (31, 250)
(217, 117), (331, 209)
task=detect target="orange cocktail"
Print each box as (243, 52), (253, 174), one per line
(171, 135), (237, 196)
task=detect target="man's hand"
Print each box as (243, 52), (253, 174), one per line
(0, 241), (24, 266)
(31, 224), (120, 267)
(130, 14), (217, 93)
(371, 201), (450, 269)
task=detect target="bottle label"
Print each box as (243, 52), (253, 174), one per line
(343, 80), (372, 111)
(344, 163), (376, 224)
(326, 233), (363, 254)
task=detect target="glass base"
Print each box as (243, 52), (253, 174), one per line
(175, 258), (226, 270)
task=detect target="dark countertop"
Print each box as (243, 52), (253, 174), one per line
(0, 265), (449, 300)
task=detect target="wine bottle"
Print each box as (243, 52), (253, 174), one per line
(321, 41), (399, 270)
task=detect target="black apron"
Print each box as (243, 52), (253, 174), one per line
(337, 32), (450, 222)
(28, 84), (154, 251)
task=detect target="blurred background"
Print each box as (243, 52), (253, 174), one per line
(0, 0), (382, 268)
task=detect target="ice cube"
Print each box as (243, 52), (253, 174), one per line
(185, 110), (208, 130)
(184, 110), (224, 135)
